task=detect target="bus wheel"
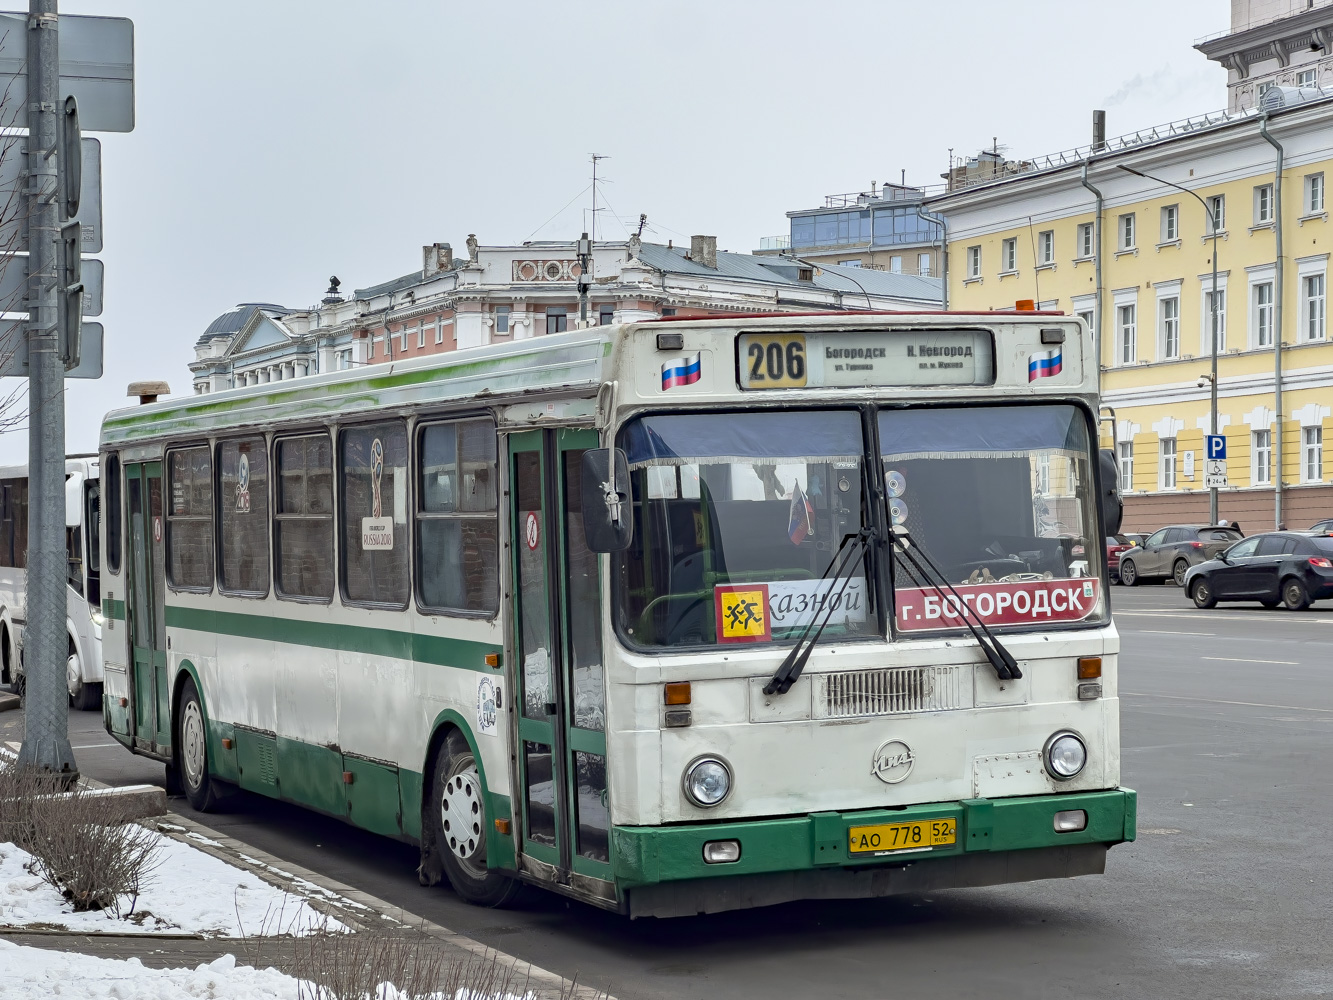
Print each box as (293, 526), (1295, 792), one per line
(67, 643), (101, 711)
(176, 677), (223, 812)
(423, 729), (520, 908)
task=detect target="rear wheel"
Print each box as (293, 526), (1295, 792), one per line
(420, 729), (520, 908)
(1282, 577), (1311, 611)
(1119, 559), (1138, 586)
(176, 676), (225, 812)
(1191, 578), (1217, 609)
(67, 642), (101, 711)
(1172, 559), (1190, 588)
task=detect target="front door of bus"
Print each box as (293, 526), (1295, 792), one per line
(124, 462), (169, 753)
(509, 428), (612, 886)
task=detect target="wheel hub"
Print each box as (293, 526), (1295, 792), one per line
(181, 701), (206, 790)
(441, 767), (484, 863)
(66, 653), (80, 694)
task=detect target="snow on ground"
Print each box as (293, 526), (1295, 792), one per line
(0, 832), (346, 937)
(0, 941), (537, 1000)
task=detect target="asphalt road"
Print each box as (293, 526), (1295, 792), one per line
(5, 585), (1333, 999)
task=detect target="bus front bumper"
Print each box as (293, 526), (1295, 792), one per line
(613, 787), (1135, 918)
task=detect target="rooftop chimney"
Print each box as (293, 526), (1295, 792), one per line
(690, 235), (718, 269)
(423, 243), (453, 277)
(1092, 110), (1106, 152)
(322, 276), (343, 305)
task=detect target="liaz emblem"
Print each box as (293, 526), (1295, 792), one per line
(871, 739), (915, 784)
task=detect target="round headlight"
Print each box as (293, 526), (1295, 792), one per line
(1044, 731), (1087, 780)
(683, 756), (732, 807)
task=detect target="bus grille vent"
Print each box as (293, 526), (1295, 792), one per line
(816, 664), (972, 719)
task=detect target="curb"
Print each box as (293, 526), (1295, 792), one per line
(0, 692), (18, 714)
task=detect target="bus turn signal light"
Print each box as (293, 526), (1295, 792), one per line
(494, 818), (511, 835)
(1077, 657), (1102, 680)
(664, 682), (692, 705)
(221, 738), (234, 750)
(484, 652), (500, 668)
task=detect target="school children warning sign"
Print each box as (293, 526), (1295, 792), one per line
(715, 584), (771, 643)
(895, 577), (1099, 632)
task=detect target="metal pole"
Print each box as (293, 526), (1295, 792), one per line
(17, 0), (77, 777)
(1209, 231), (1219, 525)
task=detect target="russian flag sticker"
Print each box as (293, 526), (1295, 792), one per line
(661, 352), (703, 390)
(1028, 348), (1062, 382)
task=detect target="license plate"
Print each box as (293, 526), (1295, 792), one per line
(739, 334), (807, 389)
(848, 817), (956, 855)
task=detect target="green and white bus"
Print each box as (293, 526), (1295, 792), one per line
(99, 311), (1134, 917)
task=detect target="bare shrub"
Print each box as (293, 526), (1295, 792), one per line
(0, 765), (161, 914)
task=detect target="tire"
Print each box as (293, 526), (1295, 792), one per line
(1191, 578), (1217, 609)
(1281, 577), (1311, 611)
(420, 728), (520, 908)
(176, 676), (224, 812)
(67, 643), (101, 711)
(1172, 560), (1190, 588)
(1119, 559), (1138, 586)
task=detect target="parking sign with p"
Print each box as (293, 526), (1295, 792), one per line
(1205, 434), (1227, 461)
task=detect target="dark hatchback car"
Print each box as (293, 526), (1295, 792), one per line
(1117, 524), (1243, 587)
(1311, 518), (1333, 533)
(1184, 531), (1333, 610)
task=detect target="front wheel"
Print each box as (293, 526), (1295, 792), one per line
(421, 729), (520, 908)
(176, 676), (225, 812)
(1191, 578), (1217, 609)
(1119, 559), (1138, 587)
(67, 644), (101, 711)
(1282, 577), (1311, 611)
(1173, 560), (1190, 588)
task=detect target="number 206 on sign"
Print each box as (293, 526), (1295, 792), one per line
(739, 334), (807, 389)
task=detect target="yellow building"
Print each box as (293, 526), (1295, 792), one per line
(928, 94), (1333, 532)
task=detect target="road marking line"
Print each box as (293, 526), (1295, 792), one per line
(1200, 656), (1298, 665)
(1123, 691), (1333, 714)
(1118, 610), (1333, 623)
(71, 741), (123, 749)
(1136, 629), (1213, 636)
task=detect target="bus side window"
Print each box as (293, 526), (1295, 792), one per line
(0, 478), (27, 570)
(275, 435), (334, 602)
(340, 421), (409, 608)
(217, 436), (270, 596)
(416, 418), (499, 615)
(105, 453), (121, 574)
(166, 447), (215, 591)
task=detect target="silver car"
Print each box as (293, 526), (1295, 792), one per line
(1117, 524), (1244, 587)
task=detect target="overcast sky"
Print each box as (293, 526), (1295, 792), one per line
(0, 0), (1230, 463)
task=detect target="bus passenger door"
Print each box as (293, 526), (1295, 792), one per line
(124, 462), (168, 753)
(509, 428), (612, 890)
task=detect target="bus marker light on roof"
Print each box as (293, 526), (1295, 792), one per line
(664, 682), (691, 705)
(1016, 299), (1036, 311)
(1077, 657), (1102, 680)
(1054, 809), (1087, 832)
(657, 332), (684, 351)
(703, 840), (741, 863)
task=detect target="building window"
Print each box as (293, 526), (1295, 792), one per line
(1253, 429), (1272, 485)
(1118, 441), (1133, 493)
(166, 447), (213, 591)
(1161, 204), (1179, 242)
(275, 434), (334, 601)
(336, 348), (352, 370)
(1118, 213), (1136, 250)
(598, 306), (615, 327)
(917, 252), (931, 276)
(967, 245), (981, 278)
(1118, 303), (1137, 365)
(340, 421), (409, 607)
(1298, 68), (1318, 88)
(837, 259), (862, 267)
(1159, 438), (1177, 489)
(217, 437), (270, 596)
(546, 307), (568, 335)
(1207, 194), (1226, 233)
(494, 305), (510, 334)
(416, 419), (499, 614)
(890, 255), (903, 274)
(1254, 184), (1274, 225)
(1038, 230), (1054, 265)
(1203, 288), (1227, 352)
(1307, 172), (1325, 213)
(416, 323), (426, 349)
(1305, 273), (1326, 340)
(1034, 453), (1051, 495)
(1304, 426), (1324, 482)
(661, 307), (676, 317)
(1160, 296), (1180, 360)
(1001, 238), (1017, 272)
(1254, 282), (1274, 347)
(1078, 223), (1094, 259)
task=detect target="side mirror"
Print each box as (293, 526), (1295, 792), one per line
(581, 448), (633, 553)
(1098, 448), (1123, 536)
(65, 470), (85, 528)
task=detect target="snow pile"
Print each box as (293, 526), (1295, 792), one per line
(0, 833), (345, 937)
(0, 941), (538, 1000)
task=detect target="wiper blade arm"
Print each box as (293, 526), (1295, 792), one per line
(763, 528), (872, 696)
(890, 527), (1022, 682)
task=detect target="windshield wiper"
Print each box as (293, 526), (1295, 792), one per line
(763, 528), (874, 696)
(889, 526), (1022, 681)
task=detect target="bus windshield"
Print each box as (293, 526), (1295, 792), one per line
(881, 404), (1105, 633)
(616, 410), (874, 648)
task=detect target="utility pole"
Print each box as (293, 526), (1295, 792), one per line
(18, 0), (77, 777)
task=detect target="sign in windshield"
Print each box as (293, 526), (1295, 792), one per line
(738, 329), (994, 390)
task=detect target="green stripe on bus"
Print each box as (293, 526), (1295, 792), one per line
(103, 597), (126, 621)
(164, 605), (500, 671)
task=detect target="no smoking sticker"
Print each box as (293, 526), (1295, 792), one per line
(524, 511), (540, 551)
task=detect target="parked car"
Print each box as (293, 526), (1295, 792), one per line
(1117, 524), (1244, 587)
(1184, 531), (1333, 610)
(1310, 518), (1333, 533)
(1106, 535), (1136, 581)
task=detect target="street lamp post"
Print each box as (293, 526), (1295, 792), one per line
(1119, 165), (1221, 524)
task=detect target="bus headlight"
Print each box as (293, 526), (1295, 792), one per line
(683, 756), (732, 807)
(1044, 731), (1087, 780)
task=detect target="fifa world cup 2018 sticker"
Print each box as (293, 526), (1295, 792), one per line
(714, 584), (771, 644)
(885, 470), (906, 498)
